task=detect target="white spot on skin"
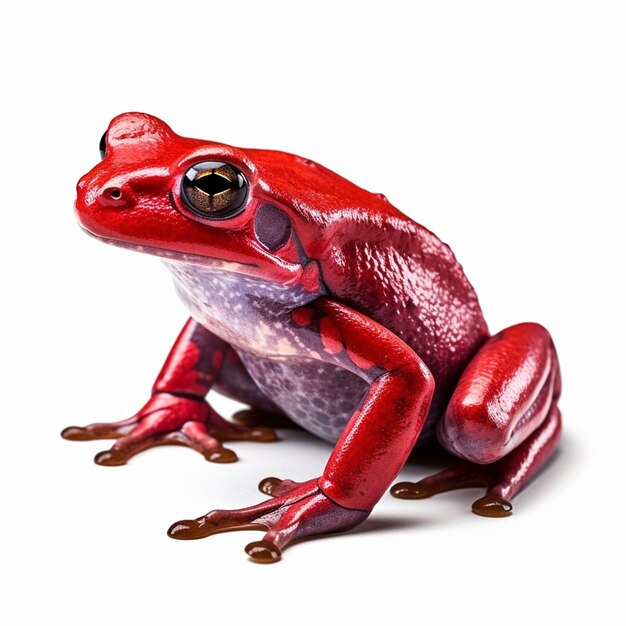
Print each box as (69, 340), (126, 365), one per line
(257, 321), (276, 340)
(276, 337), (298, 355)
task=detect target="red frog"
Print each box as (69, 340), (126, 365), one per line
(62, 113), (562, 563)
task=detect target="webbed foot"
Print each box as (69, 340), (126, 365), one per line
(391, 461), (513, 517)
(391, 402), (561, 517)
(61, 392), (277, 465)
(167, 478), (370, 563)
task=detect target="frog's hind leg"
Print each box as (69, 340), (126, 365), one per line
(391, 322), (562, 517)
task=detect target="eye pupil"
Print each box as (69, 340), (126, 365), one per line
(181, 161), (248, 219)
(194, 172), (236, 196)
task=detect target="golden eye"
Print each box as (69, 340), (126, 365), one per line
(181, 161), (248, 219)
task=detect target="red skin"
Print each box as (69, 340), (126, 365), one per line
(63, 113), (562, 562)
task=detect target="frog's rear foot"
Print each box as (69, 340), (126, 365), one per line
(392, 323), (562, 516)
(391, 403), (561, 516)
(391, 463), (513, 517)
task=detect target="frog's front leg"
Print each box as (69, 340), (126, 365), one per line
(168, 298), (435, 562)
(61, 318), (277, 465)
(392, 323), (562, 516)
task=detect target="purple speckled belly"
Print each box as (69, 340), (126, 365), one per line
(237, 352), (369, 442)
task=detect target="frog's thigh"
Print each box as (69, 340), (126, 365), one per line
(438, 322), (561, 464)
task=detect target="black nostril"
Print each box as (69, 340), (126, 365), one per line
(98, 187), (129, 208)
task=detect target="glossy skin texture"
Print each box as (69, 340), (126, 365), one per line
(63, 113), (562, 562)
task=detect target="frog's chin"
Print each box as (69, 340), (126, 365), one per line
(79, 226), (259, 270)
(78, 226), (307, 288)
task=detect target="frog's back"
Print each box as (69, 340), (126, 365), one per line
(252, 149), (489, 423)
(253, 153), (486, 362)
(322, 214), (489, 417)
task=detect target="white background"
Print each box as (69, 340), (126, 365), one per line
(2, 0), (625, 623)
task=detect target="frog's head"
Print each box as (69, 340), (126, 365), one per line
(76, 112), (408, 289)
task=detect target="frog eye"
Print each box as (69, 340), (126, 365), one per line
(99, 132), (107, 160)
(181, 161), (248, 219)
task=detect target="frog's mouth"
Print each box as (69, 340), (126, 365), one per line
(79, 226), (260, 271)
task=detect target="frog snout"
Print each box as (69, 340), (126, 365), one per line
(76, 173), (134, 211)
(74, 173), (140, 242)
